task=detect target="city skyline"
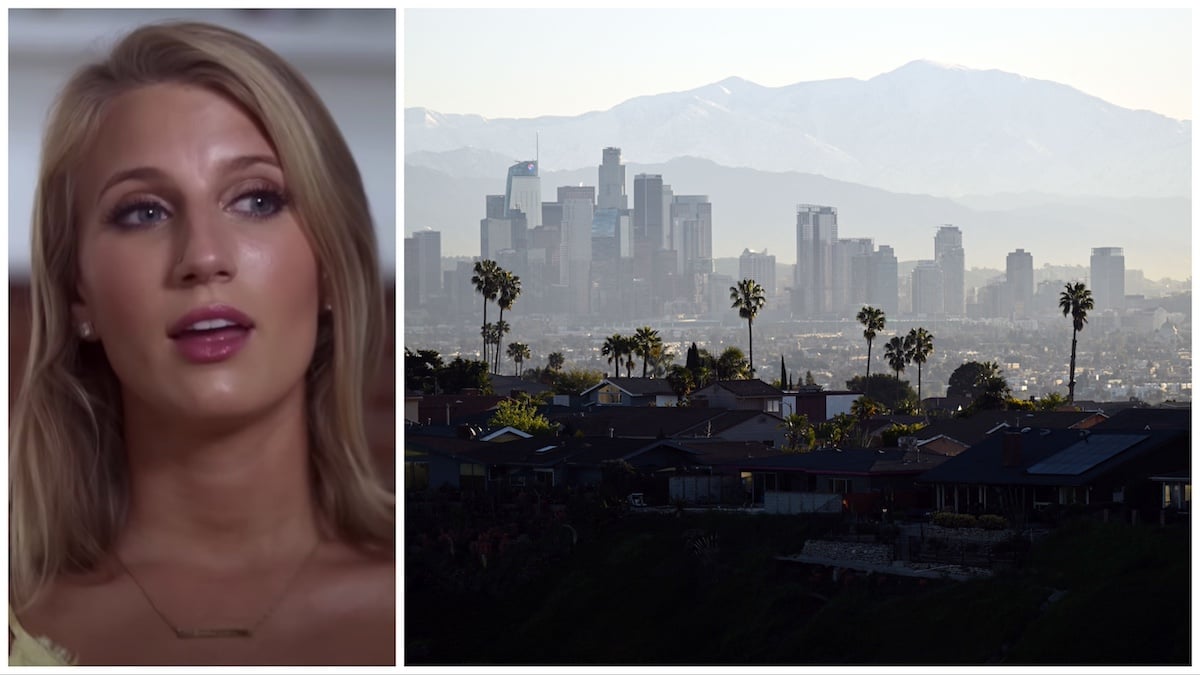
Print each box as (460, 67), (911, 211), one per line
(405, 8), (1191, 121)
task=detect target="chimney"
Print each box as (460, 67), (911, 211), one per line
(1002, 431), (1022, 468)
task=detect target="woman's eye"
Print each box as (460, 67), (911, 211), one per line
(230, 190), (287, 218)
(109, 201), (170, 228)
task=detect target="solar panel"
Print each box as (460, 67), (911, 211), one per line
(1026, 434), (1149, 476)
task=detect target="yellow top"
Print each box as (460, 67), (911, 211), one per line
(9, 607), (75, 666)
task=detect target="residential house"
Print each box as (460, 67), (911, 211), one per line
(917, 427), (1189, 521)
(787, 388), (862, 423)
(692, 379), (784, 414)
(580, 377), (678, 408)
(549, 407), (786, 448)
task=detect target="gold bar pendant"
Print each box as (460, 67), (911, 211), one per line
(175, 627), (253, 639)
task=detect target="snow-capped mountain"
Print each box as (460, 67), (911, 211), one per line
(405, 60), (1190, 199)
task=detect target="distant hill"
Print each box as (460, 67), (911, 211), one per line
(405, 60), (1190, 199)
(404, 157), (1191, 279)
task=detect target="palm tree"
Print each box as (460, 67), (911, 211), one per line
(489, 320), (510, 373)
(1059, 282), (1095, 403)
(471, 259), (501, 364)
(547, 352), (565, 372)
(884, 335), (908, 389)
(632, 326), (662, 378)
(621, 335), (637, 379)
(601, 333), (624, 379)
(856, 306), (886, 399)
(493, 271), (522, 374)
(647, 343), (674, 379)
(779, 413), (815, 453)
(906, 327), (935, 412)
(506, 342), (531, 376)
(729, 279), (767, 377)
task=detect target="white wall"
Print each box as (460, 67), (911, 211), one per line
(9, 8), (396, 277)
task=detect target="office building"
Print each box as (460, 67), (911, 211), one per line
(598, 147), (627, 211)
(832, 237), (874, 314)
(1090, 247), (1126, 311)
(1006, 248), (1034, 318)
(911, 260), (945, 316)
(795, 204), (838, 316)
(406, 229), (441, 307)
(739, 248), (777, 298)
(504, 160), (541, 230)
(934, 225), (964, 316)
(868, 244), (899, 317)
(558, 185), (595, 314)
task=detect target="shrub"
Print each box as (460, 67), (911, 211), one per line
(933, 511), (978, 529)
(978, 514), (1009, 530)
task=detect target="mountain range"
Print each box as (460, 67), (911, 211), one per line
(404, 60), (1191, 279)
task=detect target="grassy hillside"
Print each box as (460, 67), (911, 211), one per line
(405, 509), (1189, 665)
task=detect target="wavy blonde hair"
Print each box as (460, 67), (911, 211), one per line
(10, 21), (394, 609)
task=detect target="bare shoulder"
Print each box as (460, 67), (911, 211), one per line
(292, 542), (395, 664)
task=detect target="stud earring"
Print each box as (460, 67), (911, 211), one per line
(322, 302), (333, 313)
(78, 322), (94, 340)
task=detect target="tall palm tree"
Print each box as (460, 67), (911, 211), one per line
(884, 335), (908, 390)
(493, 271), (522, 374)
(547, 352), (565, 372)
(632, 326), (662, 378)
(506, 342), (531, 376)
(856, 306), (886, 399)
(621, 335), (637, 378)
(489, 320), (510, 373)
(601, 333), (624, 379)
(906, 327), (935, 412)
(471, 259), (501, 364)
(1059, 282), (1095, 403)
(729, 279), (767, 377)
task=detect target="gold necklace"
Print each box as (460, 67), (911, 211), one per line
(114, 539), (321, 640)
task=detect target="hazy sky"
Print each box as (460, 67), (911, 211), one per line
(405, 8), (1191, 121)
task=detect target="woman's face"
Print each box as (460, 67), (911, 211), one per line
(72, 82), (321, 425)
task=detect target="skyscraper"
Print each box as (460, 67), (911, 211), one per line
(672, 194), (712, 276)
(1090, 247), (1126, 311)
(1006, 248), (1034, 318)
(504, 160), (541, 230)
(598, 147), (627, 211)
(795, 204), (838, 316)
(934, 225), (964, 316)
(868, 245), (899, 317)
(558, 185), (595, 314)
(739, 248), (776, 298)
(404, 229), (441, 307)
(632, 173), (665, 249)
(832, 237), (874, 314)
(911, 260), (945, 317)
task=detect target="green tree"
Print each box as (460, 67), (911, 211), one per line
(729, 278), (767, 377)
(488, 396), (555, 435)
(492, 271), (522, 374)
(506, 342), (531, 376)
(1059, 281), (1095, 403)
(632, 326), (663, 378)
(404, 347), (443, 394)
(816, 413), (857, 448)
(716, 346), (751, 380)
(437, 356), (491, 395)
(906, 327), (935, 412)
(552, 368), (603, 396)
(845, 374), (916, 413)
(779, 413), (816, 453)
(948, 361), (993, 402)
(471, 259), (501, 366)
(665, 364), (695, 405)
(547, 351), (565, 372)
(856, 306), (886, 399)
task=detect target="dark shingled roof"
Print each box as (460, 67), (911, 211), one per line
(548, 407), (777, 440)
(579, 377), (677, 397)
(917, 428), (1188, 488)
(1095, 406), (1192, 431)
(698, 379), (784, 398)
(716, 448), (924, 475)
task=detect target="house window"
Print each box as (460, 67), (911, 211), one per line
(534, 469), (555, 488)
(766, 399), (781, 414)
(829, 479), (850, 494)
(597, 384), (622, 405)
(460, 463), (485, 477)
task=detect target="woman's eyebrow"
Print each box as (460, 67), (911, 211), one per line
(218, 154), (281, 174)
(97, 166), (168, 203)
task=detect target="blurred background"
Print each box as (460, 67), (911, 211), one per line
(8, 8), (397, 483)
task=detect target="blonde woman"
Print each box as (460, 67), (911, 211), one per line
(9, 21), (395, 665)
